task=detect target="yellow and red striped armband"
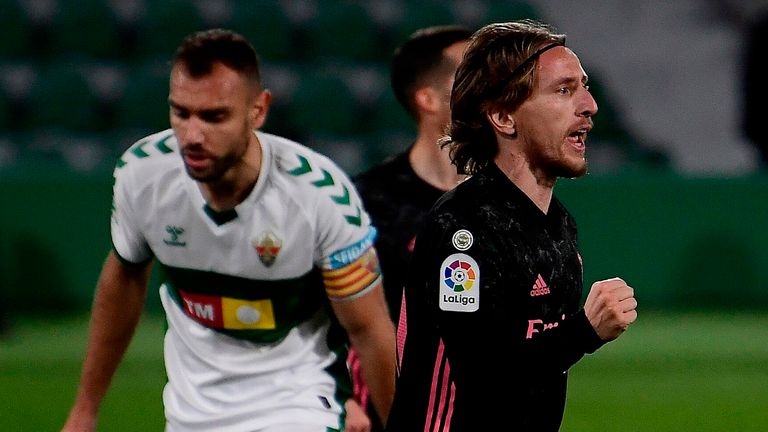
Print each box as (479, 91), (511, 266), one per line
(323, 246), (382, 301)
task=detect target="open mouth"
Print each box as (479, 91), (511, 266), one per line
(567, 129), (588, 151)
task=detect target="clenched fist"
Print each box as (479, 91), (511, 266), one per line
(583, 277), (638, 341)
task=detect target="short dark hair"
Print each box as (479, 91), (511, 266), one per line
(173, 28), (262, 86)
(443, 20), (566, 175)
(391, 25), (473, 120)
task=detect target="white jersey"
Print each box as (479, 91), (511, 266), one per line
(111, 129), (379, 431)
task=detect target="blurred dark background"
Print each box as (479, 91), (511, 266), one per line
(0, 0), (677, 176)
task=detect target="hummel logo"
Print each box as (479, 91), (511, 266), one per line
(530, 274), (551, 297)
(163, 225), (186, 247)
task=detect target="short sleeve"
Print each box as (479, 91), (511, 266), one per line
(312, 157), (382, 301)
(110, 165), (152, 264)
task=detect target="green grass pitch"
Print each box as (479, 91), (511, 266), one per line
(1, 311), (766, 431)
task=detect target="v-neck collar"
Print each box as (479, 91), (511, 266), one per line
(483, 163), (563, 223)
(202, 204), (238, 226)
(183, 130), (272, 226)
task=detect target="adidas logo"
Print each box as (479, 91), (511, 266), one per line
(530, 274), (551, 297)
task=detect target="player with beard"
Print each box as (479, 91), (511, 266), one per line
(386, 20), (638, 431)
(61, 29), (394, 432)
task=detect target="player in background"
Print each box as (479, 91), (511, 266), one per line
(350, 25), (472, 431)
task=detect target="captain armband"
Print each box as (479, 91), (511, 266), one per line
(322, 246), (382, 301)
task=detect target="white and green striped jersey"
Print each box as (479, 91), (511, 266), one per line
(110, 129), (378, 431)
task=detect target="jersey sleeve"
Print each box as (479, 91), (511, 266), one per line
(110, 163), (152, 264)
(311, 157), (382, 302)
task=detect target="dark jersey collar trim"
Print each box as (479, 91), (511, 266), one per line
(203, 204), (238, 225)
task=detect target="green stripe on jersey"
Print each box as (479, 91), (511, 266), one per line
(161, 264), (328, 343)
(285, 153), (362, 226)
(116, 130), (176, 169)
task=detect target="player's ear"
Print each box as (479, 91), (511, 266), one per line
(251, 89), (272, 129)
(486, 111), (515, 137)
(414, 86), (440, 114)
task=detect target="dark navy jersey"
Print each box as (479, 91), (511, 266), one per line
(353, 150), (446, 321)
(387, 163), (604, 432)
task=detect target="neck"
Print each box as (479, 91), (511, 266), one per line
(409, 125), (464, 192)
(494, 149), (555, 214)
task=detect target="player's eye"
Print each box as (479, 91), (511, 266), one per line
(172, 109), (190, 119)
(200, 111), (226, 123)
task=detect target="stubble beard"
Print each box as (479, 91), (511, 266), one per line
(185, 137), (250, 184)
(528, 141), (588, 183)
(556, 155), (588, 179)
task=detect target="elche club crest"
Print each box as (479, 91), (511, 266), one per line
(252, 230), (282, 267)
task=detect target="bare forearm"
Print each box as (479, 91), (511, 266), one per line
(73, 280), (145, 410)
(63, 253), (149, 430)
(349, 322), (396, 425)
(330, 281), (397, 426)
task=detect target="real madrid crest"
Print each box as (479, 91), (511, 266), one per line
(253, 230), (282, 267)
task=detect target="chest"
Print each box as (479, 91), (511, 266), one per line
(141, 184), (317, 279)
(479, 215), (583, 316)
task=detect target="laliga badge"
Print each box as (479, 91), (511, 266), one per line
(253, 230), (282, 267)
(451, 229), (473, 251)
(439, 253), (479, 312)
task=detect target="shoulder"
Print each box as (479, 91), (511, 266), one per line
(264, 132), (357, 192)
(113, 129), (183, 187)
(263, 133), (342, 176)
(430, 175), (481, 215)
(412, 175), (494, 248)
(354, 152), (409, 185)
(352, 151), (416, 191)
(261, 132), (367, 224)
